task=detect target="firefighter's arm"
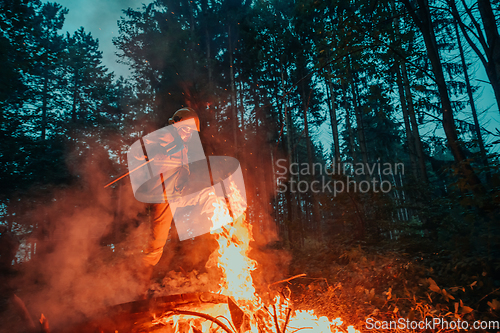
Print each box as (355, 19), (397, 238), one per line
(134, 128), (177, 160)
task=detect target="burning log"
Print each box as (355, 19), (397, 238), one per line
(52, 289), (355, 333)
(110, 292), (228, 316)
(153, 309), (234, 333)
(56, 292), (228, 333)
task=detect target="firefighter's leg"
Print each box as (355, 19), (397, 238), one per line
(143, 202), (173, 267)
(132, 202), (172, 299)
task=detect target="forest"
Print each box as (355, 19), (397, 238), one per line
(1, 0), (500, 331)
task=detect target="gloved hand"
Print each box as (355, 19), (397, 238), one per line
(174, 167), (190, 193)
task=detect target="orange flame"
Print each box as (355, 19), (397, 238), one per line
(209, 182), (258, 303)
(155, 180), (360, 333)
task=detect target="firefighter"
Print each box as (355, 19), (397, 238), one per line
(141, 107), (200, 267)
(132, 107), (211, 297)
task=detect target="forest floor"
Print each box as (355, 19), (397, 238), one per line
(2, 233), (500, 332)
(287, 236), (500, 332)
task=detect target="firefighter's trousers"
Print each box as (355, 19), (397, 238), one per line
(142, 185), (218, 267)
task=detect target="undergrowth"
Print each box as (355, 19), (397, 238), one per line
(287, 238), (500, 332)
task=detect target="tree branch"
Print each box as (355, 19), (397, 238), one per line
(161, 310), (235, 333)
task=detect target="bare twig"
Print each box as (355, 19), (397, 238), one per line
(161, 310), (235, 333)
(420, 109), (499, 137)
(279, 286), (292, 301)
(475, 287), (500, 305)
(215, 315), (238, 333)
(272, 304), (282, 333)
(281, 308), (292, 333)
(290, 328), (314, 333)
(269, 274), (307, 287)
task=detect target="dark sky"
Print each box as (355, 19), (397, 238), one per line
(56, 0), (146, 78)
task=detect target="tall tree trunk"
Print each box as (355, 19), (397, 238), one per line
(449, 0), (500, 115)
(349, 63), (369, 239)
(392, 0), (428, 182)
(282, 66), (296, 248)
(454, 20), (489, 171)
(228, 25), (238, 153)
(187, 0), (196, 84)
(350, 72), (369, 173)
(342, 83), (357, 165)
(397, 65), (418, 179)
(239, 77), (245, 131)
(41, 68), (49, 140)
(326, 67), (341, 163)
(401, 0), (482, 188)
(206, 29), (212, 87)
(477, 0), (500, 113)
(205, 28), (213, 128)
(401, 62), (428, 183)
(301, 85), (322, 237)
(72, 69), (78, 123)
(275, 68), (286, 242)
(286, 111), (297, 248)
(294, 148), (305, 248)
(259, 144), (270, 218)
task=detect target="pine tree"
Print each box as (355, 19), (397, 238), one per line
(65, 27), (115, 130)
(400, 0), (484, 190)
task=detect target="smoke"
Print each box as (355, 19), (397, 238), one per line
(5, 112), (290, 330)
(9, 133), (148, 329)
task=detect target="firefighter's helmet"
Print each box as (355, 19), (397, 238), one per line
(168, 107), (200, 131)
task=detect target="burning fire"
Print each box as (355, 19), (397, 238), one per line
(208, 182), (257, 302)
(152, 181), (360, 333)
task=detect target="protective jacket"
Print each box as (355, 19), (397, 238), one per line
(131, 127), (190, 203)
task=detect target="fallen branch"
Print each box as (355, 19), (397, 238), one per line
(214, 315), (238, 333)
(162, 310), (235, 333)
(475, 287), (500, 305)
(269, 274), (307, 287)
